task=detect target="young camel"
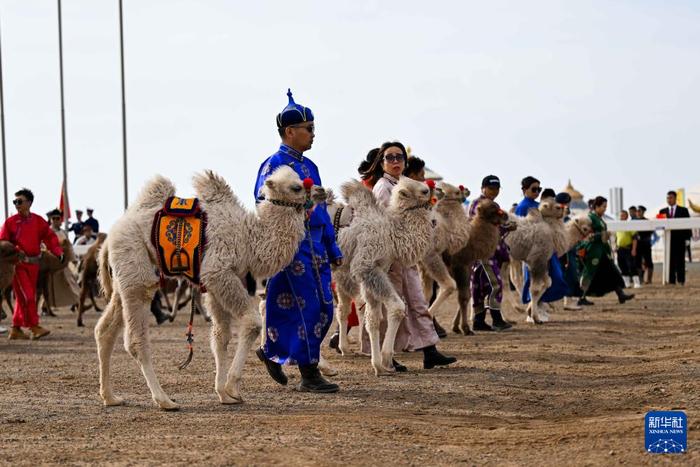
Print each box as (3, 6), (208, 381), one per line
(447, 199), (510, 335)
(419, 182), (471, 317)
(95, 166), (326, 410)
(333, 177), (434, 376)
(36, 237), (76, 316)
(506, 200), (592, 323)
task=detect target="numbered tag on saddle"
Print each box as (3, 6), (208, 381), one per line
(151, 197), (207, 285)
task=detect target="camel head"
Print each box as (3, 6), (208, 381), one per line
(0, 240), (20, 265)
(435, 182), (468, 204)
(41, 237), (74, 272)
(539, 198), (564, 219)
(569, 216), (593, 239)
(390, 176), (433, 211)
(262, 165), (326, 209)
(475, 199), (509, 225)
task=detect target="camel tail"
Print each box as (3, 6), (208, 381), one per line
(98, 241), (113, 299)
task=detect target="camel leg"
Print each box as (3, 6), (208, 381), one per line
(451, 264), (473, 335)
(122, 288), (178, 410)
(428, 276), (456, 318)
(77, 284), (89, 327)
(207, 295), (236, 404)
(501, 262), (526, 314)
(224, 303), (261, 403)
(89, 283), (102, 312)
(381, 295), (405, 372)
(364, 296), (393, 377)
(95, 292), (125, 406)
(318, 353), (338, 376)
(526, 272), (549, 324)
(170, 279), (186, 318)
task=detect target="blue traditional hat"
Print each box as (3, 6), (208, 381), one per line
(276, 89), (314, 128)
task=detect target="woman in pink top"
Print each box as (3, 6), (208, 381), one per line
(359, 142), (456, 371)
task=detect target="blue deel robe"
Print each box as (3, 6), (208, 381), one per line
(254, 144), (342, 366)
(515, 197), (569, 303)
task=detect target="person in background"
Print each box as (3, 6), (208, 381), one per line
(0, 188), (63, 340)
(579, 196), (634, 304)
(84, 208), (99, 233)
(615, 210), (641, 288)
(75, 224), (98, 246)
(69, 209), (84, 243)
(540, 188), (556, 200)
(469, 175), (513, 331)
(45, 209), (81, 311)
(515, 176), (541, 216)
(635, 205), (654, 284)
(628, 206), (639, 220)
(659, 191), (691, 285)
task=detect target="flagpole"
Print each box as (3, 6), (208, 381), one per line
(0, 21), (8, 219)
(119, 0), (128, 210)
(57, 0), (69, 229)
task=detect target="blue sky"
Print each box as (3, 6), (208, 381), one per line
(1, 0), (699, 227)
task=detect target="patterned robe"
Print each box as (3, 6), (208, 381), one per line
(254, 144), (342, 366)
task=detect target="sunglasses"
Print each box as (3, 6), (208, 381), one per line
(290, 124), (315, 133)
(530, 186), (542, 193)
(12, 199), (24, 206)
(51, 216), (62, 221)
(384, 154), (405, 163)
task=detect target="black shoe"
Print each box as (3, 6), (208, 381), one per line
(256, 348), (288, 386)
(393, 359), (407, 372)
(489, 309), (512, 331)
(328, 331), (340, 353)
(298, 364), (339, 393)
(618, 293), (635, 304)
(472, 320), (494, 331)
(422, 345), (457, 369)
(433, 318), (448, 339)
(577, 297), (595, 306)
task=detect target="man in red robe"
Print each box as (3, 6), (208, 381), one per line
(0, 188), (63, 340)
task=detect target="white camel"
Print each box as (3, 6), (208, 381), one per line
(95, 166), (326, 410)
(333, 177), (434, 376)
(506, 200), (592, 323)
(419, 182), (471, 317)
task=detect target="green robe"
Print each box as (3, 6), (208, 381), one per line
(579, 212), (624, 295)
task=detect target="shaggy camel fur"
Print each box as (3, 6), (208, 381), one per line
(333, 177), (434, 376)
(77, 233), (107, 327)
(0, 241), (19, 318)
(419, 182), (471, 318)
(95, 166), (326, 410)
(506, 200), (592, 323)
(446, 199), (510, 335)
(36, 238), (76, 316)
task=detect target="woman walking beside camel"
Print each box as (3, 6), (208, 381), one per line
(360, 141), (456, 370)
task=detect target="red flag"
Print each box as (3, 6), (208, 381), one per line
(59, 181), (71, 221)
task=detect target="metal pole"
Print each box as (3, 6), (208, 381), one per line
(57, 0), (69, 229)
(119, 0), (128, 210)
(0, 21), (8, 219)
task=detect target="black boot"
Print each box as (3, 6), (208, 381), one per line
(422, 345), (457, 369)
(433, 318), (448, 339)
(577, 296), (595, 306)
(393, 359), (407, 372)
(256, 348), (288, 386)
(472, 309), (493, 331)
(298, 364), (339, 393)
(615, 287), (635, 304)
(150, 294), (170, 325)
(489, 308), (512, 331)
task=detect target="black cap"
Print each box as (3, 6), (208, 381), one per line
(46, 208), (63, 218)
(541, 188), (556, 199)
(481, 175), (500, 188)
(638, 205), (647, 211)
(555, 192), (571, 204)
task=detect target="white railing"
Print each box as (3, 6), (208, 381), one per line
(605, 217), (700, 284)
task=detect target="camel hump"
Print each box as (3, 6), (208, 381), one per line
(192, 170), (236, 205)
(526, 208), (543, 222)
(134, 175), (176, 209)
(341, 180), (380, 216)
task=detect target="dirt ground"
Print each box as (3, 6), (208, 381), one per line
(1, 268), (699, 466)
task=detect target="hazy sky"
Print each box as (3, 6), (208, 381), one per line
(1, 0), (699, 229)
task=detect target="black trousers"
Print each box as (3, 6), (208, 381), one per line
(669, 241), (686, 284)
(636, 240), (653, 271)
(617, 247), (637, 277)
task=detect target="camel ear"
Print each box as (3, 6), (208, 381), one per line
(398, 188), (410, 198)
(435, 188), (445, 200)
(264, 178), (276, 190)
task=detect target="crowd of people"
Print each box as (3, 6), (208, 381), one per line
(0, 89), (694, 398)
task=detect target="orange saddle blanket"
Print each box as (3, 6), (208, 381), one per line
(151, 197), (207, 285)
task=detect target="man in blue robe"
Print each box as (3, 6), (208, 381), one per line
(254, 89), (343, 393)
(516, 177), (569, 306)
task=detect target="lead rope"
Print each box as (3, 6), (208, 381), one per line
(178, 293), (196, 370)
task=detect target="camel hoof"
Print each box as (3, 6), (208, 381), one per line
(219, 392), (243, 405)
(102, 396), (125, 407)
(373, 366), (395, 377)
(157, 399), (180, 411)
(460, 326), (474, 336)
(319, 366), (338, 377)
(452, 325), (462, 334)
(77, 320), (84, 327)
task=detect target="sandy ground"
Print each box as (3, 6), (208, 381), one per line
(1, 268), (698, 466)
